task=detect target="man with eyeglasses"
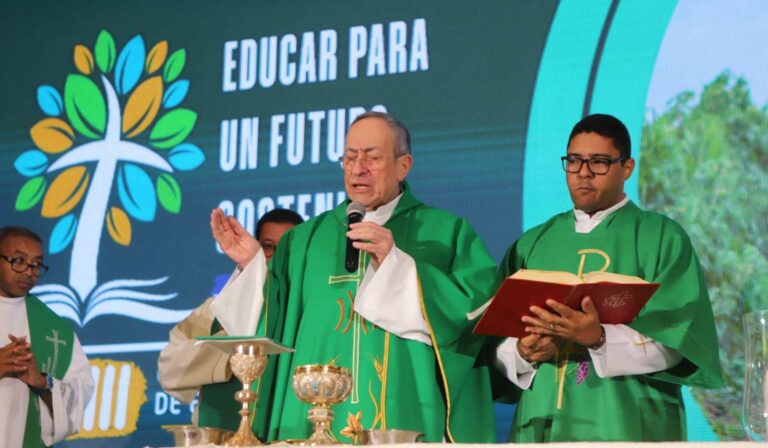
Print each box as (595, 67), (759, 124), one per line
(0, 226), (94, 448)
(207, 111), (499, 442)
(493, 114), (722, 441)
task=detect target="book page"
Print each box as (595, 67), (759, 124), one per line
(510, 269), (581, 284)
(582, 271), (648, 284)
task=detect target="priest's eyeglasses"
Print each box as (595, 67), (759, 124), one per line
(0, 255), (49, 276)
(561, 155), (627, 175)
(340, 152), (398, 170)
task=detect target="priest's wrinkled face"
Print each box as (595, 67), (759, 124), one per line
(0, 236), (44, 298)
(565, 132), (634, 214)
(343, 117), (413, 211)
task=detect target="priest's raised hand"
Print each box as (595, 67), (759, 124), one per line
(210, 207), (261, 269)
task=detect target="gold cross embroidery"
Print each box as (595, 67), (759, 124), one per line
(328, 251), (369, 404)
(634, 337), (652, 354)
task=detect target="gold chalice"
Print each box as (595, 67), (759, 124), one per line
(225, 342), (269, 446)
(292, 364), (352, 445)
(195, 336), (294, 447)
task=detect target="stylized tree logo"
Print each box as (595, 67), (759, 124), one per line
(13, 30), (203, 326)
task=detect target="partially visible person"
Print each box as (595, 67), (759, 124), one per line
(494, 114), (723, 441)
(0, 226), (94, 448)
(157, 209), (304, 419)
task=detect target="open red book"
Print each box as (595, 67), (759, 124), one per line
(470, 269), (660, 339)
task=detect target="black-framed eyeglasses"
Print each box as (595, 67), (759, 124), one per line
(0, 254), (49, 276)
(561, 155), (627, 175)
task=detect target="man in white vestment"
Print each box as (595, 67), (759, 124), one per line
(0, 226), (94, 448)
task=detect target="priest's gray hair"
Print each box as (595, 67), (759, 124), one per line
(351, 111), (412, 156)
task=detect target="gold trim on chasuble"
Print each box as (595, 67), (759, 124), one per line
(248, 273), (272, 427)
(329, 251), (391, 441)
(416, 277), (456, 443)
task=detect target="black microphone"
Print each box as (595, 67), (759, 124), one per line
(345, 202), (366, 272)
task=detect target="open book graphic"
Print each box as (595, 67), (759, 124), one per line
(470, 269), (660, 339)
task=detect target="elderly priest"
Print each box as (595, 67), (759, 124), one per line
(205, 111), (499, 443)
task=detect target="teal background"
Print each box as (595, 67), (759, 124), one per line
(1, 0), (756, 445)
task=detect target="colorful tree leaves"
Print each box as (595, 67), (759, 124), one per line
(117, 164), (156, 222)
(15, 177), (47, 211)
(37, 86), (64, 116)
(50, 214), (78, 254)
(64, 74), (106, 139)
(74, 45), (95, 75)
(149, 109), (197, 149)
(42, 166), (90, 218)
(123, 76), (163, 137)
(163, 49), (186, 83)
(95, 30), (116, 73)
(107, 207), (132, 245)
(18, 29), (202, 250)
(168, 143), (204, 171)
(146, 41), (168, 74)
(157, 174), (181, 214)
(30, 118), (75, 153)
(115, 35), (146, 96)
(14, 150), (49, 177)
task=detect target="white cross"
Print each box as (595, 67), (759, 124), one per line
(45, 329), (68, 374)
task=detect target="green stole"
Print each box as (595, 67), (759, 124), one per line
(22, 295), (75, 448)
(501, 202), (723, 442)
(198, 184), (499, 443)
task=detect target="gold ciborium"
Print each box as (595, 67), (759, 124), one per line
(292, 364), (352, 445)
(226, 342), (269, 446)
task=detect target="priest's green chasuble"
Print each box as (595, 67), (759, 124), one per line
(201, 186), (499, 443)
(500, 201), (723, 442)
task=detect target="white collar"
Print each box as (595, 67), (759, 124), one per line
(573, 196), (630, 234)
(363, 191), (404, 226)
(0, 295), (26, 307)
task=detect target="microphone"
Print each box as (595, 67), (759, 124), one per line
(345, 201), (366, 272)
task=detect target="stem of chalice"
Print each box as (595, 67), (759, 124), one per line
(305, 403), (336, 445)
(225, 343), (268, 447)
(292, 364), (352, 446)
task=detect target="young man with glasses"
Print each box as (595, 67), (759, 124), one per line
(0, 226), (94, 448)
(494, 114), (723, 441)
(207, 111), (499, 443)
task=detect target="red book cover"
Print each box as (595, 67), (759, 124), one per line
(472, 277), (660, 339)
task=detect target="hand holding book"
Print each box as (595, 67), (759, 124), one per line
(523, 296), (604, 347)
(471, 269), (659, 340)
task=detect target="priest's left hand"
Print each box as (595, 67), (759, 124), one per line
(347, 222), (393, 267)
(522, 296), (603, 347)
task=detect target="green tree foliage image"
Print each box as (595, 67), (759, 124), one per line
(641, 72), (768, 439)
